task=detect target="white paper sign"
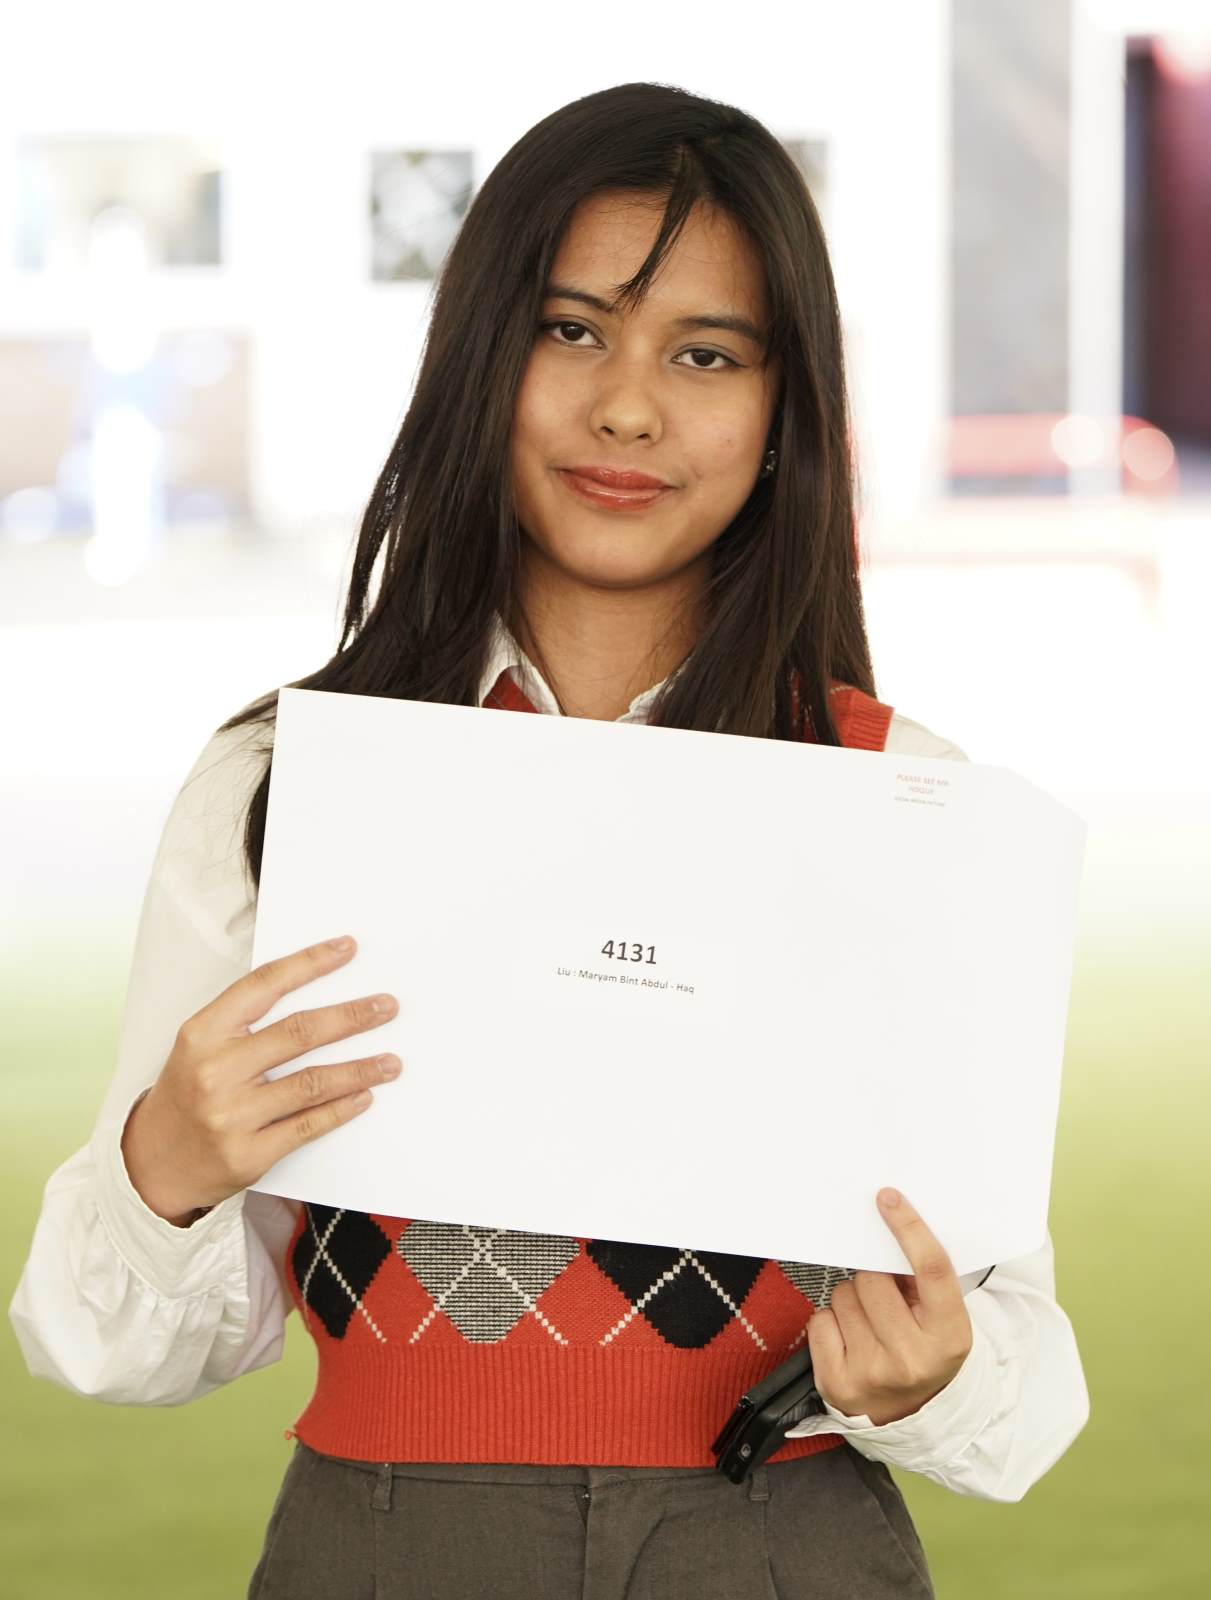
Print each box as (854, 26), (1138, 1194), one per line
(248, 687), (1087, 1276)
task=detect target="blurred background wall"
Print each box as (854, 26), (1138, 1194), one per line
(2, 1), (1208, 1595)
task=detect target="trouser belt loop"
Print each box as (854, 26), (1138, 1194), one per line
(372, 1462), (394, 1512)
(748, 1464), (770, 1502)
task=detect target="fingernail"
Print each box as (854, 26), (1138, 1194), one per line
(328, 936), (353, 951)
(878, 1188), (900, 1208)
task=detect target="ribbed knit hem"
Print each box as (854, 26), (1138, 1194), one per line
(289, 1343), (847, 1468)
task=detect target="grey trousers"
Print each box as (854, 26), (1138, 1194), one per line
(247, 1439), (935, 1599)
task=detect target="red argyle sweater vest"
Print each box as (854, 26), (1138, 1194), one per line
(283, 670), (895, 1466)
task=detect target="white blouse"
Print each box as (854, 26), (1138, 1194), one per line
(8, 618), (1089, 1498)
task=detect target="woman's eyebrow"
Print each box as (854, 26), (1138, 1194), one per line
(544, 282), (765, 347)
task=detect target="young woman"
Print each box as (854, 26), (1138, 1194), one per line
(10, 82), (1088, 1598)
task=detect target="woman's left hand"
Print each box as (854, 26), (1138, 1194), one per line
(806, 1188), (973, 1426)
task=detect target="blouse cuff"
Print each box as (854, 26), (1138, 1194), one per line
(784, 1317), (1001, 1469)
(91, 1086), (248, 1300)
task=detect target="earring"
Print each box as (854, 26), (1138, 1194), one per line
(760, 447), (778, 478)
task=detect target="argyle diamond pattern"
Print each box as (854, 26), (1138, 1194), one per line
(774, 1259), (854, 1308)
(291, 1202), (392, 1340)
(586, 1237), (765, 1349)
(291, 1204), (854, 1352)
(400, 1220), (580, 1343)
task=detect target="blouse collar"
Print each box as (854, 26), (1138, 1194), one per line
(477, 612), (680, 724)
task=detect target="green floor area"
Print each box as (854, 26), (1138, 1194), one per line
(2, 936), (1207, 1597)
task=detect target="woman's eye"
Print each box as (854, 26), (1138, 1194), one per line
(538, 319), (737, 370)
(543, 320), (596, 349)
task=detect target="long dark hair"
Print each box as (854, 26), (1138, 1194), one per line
(217, 81), (877, 890)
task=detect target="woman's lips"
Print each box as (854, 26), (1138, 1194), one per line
(557, 470), (673, 511)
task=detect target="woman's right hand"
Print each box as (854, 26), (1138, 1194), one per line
(120, 936), (400, 1227)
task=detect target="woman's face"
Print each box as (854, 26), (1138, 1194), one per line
(510, 191), (780, 595)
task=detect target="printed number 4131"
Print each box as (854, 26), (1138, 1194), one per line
(601, 940), (657, 964)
